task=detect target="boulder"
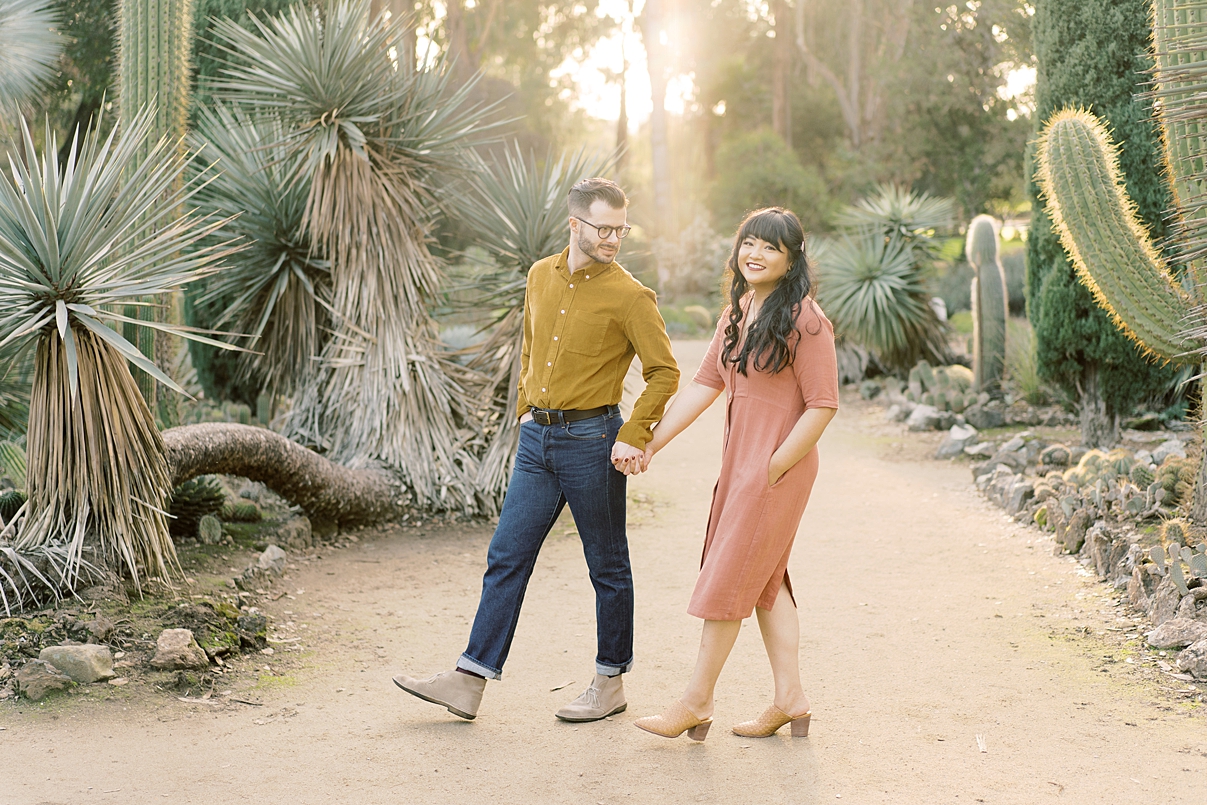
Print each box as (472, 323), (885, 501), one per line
(1146, 617), (1207, 649)
(266, 516), (312, 551)
(1058, 510), (1092, 554)
(906, 404), (942, 431)
(15, 660), (74, 700)
(236, 612), (268, 649)
(883, 404), (903, 423)
(1152, 439), (1187, 466)
(1004, 480), (1035, 516)
(151, 628), (210, 670)
(964, 403), (1005, 430)
(936, 424), (979, 459)
(1084, 524), (1129, 582)
(38, 645), (114, 683)
(1150, 575), (1185, 626)
(257, 545), (287, 575)
(1128, 564), (1158, 612)
(1176, 639), (1207, 680)
(964, 442), (995, 458)
(858, 380), (882, 400)
(984, 449), (1026, 474)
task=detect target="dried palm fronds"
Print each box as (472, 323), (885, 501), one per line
(454, 144), (617, 504)
(0, 110), (238, 597)
(210, 0), (503, 512)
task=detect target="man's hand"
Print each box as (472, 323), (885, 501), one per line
(611, 440), (646, 475)
(519, 411), (534, 424)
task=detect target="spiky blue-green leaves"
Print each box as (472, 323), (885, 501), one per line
(0, 1), (62, 119)
(1036, 108), (1196, 362)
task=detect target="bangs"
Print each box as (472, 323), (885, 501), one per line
(737, 209), (796, 251)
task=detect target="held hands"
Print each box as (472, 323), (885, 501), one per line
(611, 440), (649, 476)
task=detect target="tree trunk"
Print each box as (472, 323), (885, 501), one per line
(163, 423), (406, 527)
(445, 0), (475, 83)
(642, 0), (674, 236)
(771, 0), (792, 148)
(1079, 363), (1119, 448)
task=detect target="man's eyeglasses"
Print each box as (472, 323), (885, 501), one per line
(573, 216), (632, 240)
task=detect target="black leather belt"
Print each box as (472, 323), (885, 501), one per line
(529, 405), (615, 425)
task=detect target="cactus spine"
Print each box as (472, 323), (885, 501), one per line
(967, 215), (1007, 394)
(1036, 0), (1207, 524)
(117, 0), (195, 424)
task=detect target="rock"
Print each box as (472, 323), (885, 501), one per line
(239, 481), (266, 501)
(1151, 574), (1185, 626)
(964, 441), (995, 458)
(884, 404), (905, 423)
(151, 629), (210, 670)
(257, 545), (287, 575)
(1152, 439), (1187, 466)
(1176, 639), (1207, 680)
(936, 424), (979, 459)
(236, 613), (268, 649)
(1005, 480), (1035, 516)
(906, 404), (942, 431)
(1128, 564), (1158, 611)
(15, 659), (75, 700)
(1084, 524), (1129, 582)
(985, 468), (1018, 507)
(964, 403), (1005, 430)
(984, 449), (1026, 473)
(1000, 435), (1026, 453)
(266, 515), (312, 551)
(38, 645), (114, 683)
(1038, 443), (1071, 468)
(858, 380), (882, 400)
(1134, 449), (1153, 466)
(1059, 510), (1092, 554)
(1146, 617), (1207, 649)
(198, 514), (223, 545)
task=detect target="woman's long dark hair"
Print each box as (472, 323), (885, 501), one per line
(722, 207), (818, 375)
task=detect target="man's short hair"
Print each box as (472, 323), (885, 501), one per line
(568, 177), (627, 217)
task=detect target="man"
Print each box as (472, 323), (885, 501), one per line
(393, 178), (679, 722)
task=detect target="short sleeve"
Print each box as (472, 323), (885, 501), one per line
(692, 308), (729, 391)
(793, 300), (840, 409)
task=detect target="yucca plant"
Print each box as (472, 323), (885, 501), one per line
(0, 0), (62, 121)
(189, 103), (330, 399)
(1035, 0), (1207, 523)
(454, 144), (617, 504)
(815, 229), (951, 372)
(0, 110), (236, 597)
(208, 0), (502, 512)
(833, 183), (955, 248)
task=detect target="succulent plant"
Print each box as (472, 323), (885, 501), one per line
(168, 475), (226, 538)
(222, 501), (261, 523)
(0, 488), (25, 523)
(1161, 517), (1190, 545)
(198, 514), (223, 545)
(1130, 464), (1155, 489)
(967, 215), (1007, 394)
(905, 360), (975, 413)
(0, 439), (25, 490)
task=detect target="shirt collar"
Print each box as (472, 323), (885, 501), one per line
(557, 247), (618, 280)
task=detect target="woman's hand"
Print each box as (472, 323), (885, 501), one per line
(768, 450), (792, 487)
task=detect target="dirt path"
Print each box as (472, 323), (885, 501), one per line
(3, 340), (1206, 805)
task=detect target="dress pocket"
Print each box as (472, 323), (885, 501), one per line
(564, 310), (609, 356)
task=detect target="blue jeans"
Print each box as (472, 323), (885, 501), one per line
(457, 407), (633, 679)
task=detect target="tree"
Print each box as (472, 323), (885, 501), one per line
(1027, 0), (1180, 447)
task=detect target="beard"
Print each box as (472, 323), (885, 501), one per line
(578, 230), (619, 264)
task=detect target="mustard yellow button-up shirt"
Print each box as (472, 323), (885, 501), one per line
(517, 248), (679, 449)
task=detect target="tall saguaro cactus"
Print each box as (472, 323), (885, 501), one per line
(117, 0), (196, 424)
(967, 215), (1007, 394)
(1036, 0), (1207, 523)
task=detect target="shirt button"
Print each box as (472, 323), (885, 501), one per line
(569, 284), (574, 288)
(554, 336), (558, 341)
(541, 387), (546, 392)
(547, 362), (551, 366)
(560, 310), (565, 314)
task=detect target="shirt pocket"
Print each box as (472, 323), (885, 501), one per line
(564, 310), (609, 356)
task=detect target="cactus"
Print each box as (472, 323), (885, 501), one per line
(117, 0), (196, 424)
(0, 489), (26, 523)
(167, 475), (225, 538)
(967, 215), (1007, 394)
(1036, 0), (1207, 523)
(198, 513), (223, 545)
(906, 361), (976, 413)
(1131, 464), (1155, 488)
(1161, 517), (1190, 545)
(222, 501), (262, 522)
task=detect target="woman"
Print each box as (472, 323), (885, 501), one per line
(630, 207), (838, 741)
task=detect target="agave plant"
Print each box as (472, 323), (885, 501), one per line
(454, 144), (617, 503)
(833, 183), (955, 247)
(0, 111), (236, 599)
(209, 0), (503, 512)
(815, 229), (951, 372)
(189, 103), (330, 399)
(0, 0), (62, 120)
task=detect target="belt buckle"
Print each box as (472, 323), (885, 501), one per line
(533, 409), (554, 426)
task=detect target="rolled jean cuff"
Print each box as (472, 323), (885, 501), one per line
(457, 653), (502, 680)
(596, 658), (633, 677)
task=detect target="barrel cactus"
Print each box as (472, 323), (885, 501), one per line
(1036, 0), (1207, 523)
(168, 475), (225, 538)
(967, 215), (1007, 394)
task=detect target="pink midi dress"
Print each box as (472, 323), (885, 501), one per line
(689, 297), (839, 621)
